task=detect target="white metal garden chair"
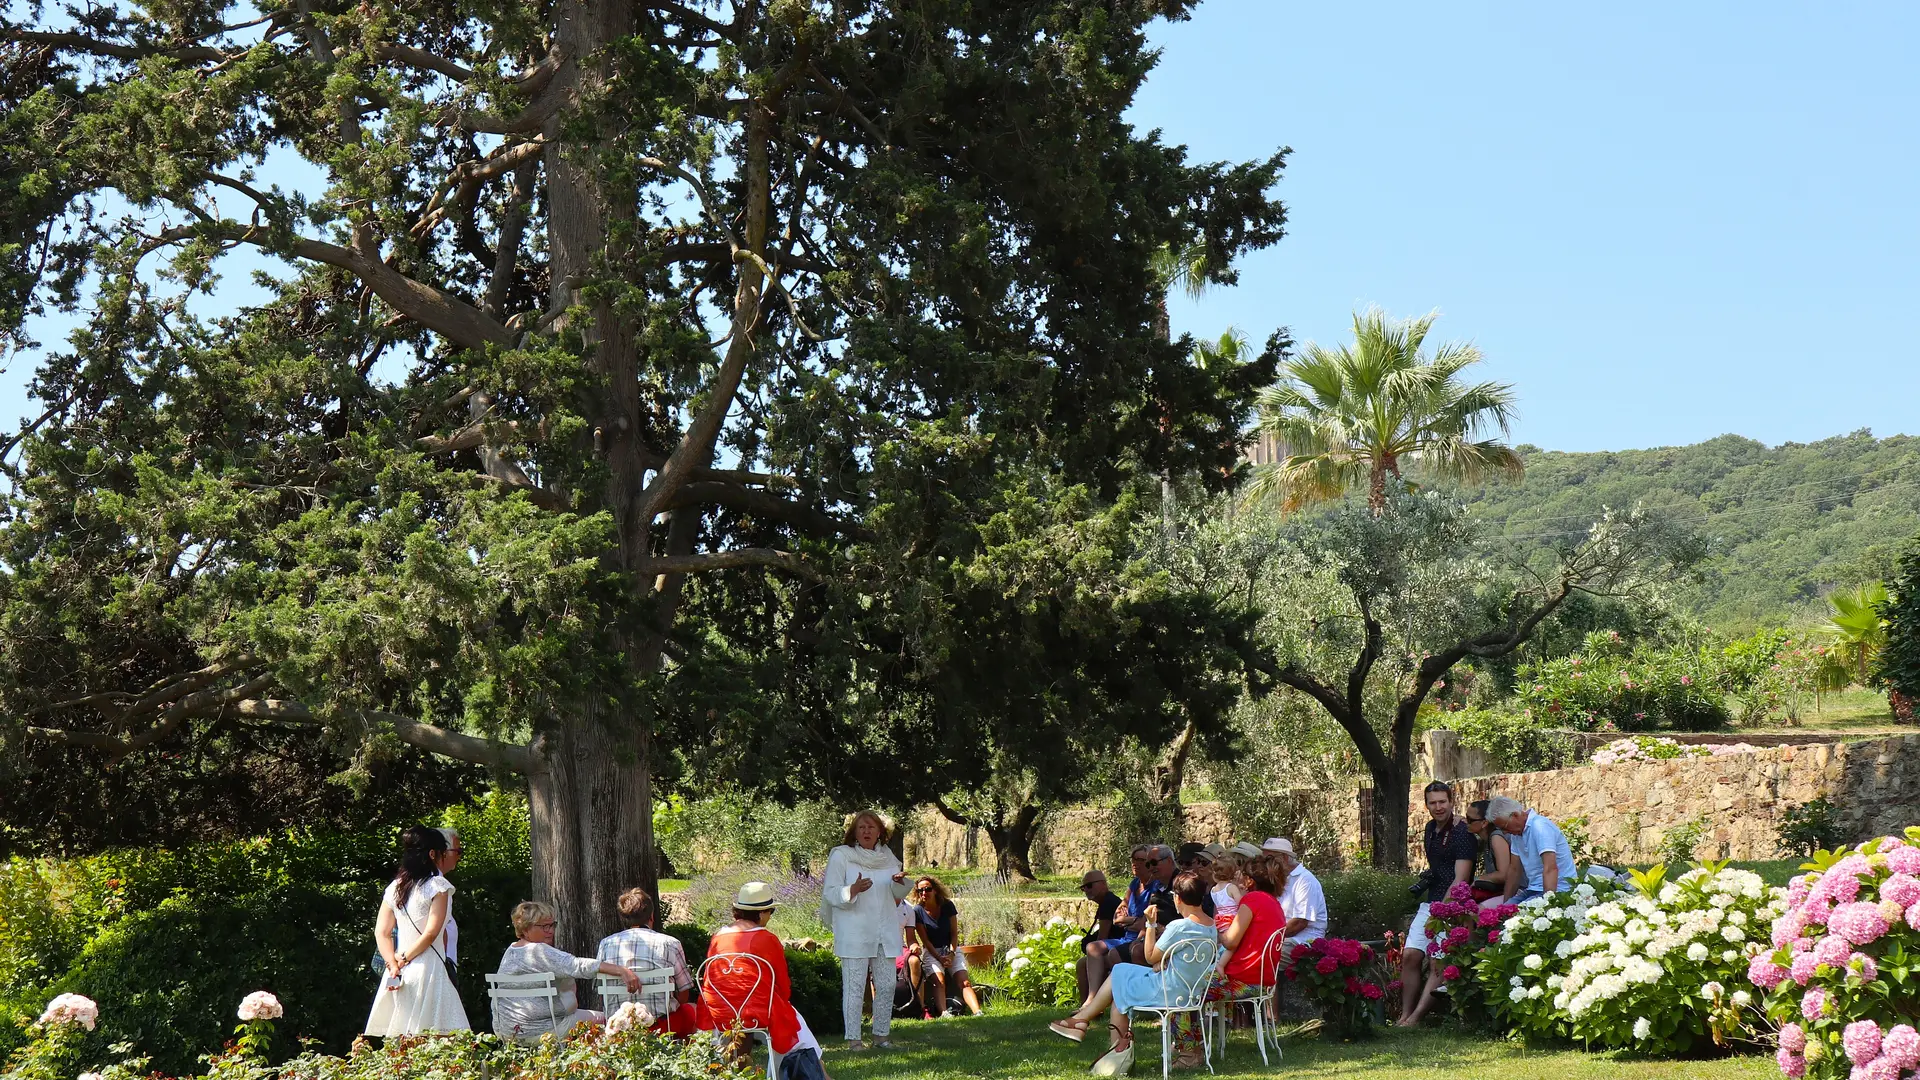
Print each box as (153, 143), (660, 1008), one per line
(697, 952), (780, 1076)
(1205, 930), (1286, 1067)
(594, 966), (679, 1016)
(484, 971), (561, 1043)
(1127, 936), (1220, 1080)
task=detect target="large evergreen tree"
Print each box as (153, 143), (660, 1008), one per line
(0, 0), (1285, 946)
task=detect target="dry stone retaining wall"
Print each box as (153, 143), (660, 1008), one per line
(1413, 733), (1920, 866)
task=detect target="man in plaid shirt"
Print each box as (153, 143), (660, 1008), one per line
(596, 887), (698, 1035)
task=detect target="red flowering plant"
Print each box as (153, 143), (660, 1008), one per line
(1285, 936), (1384, 1039)
(1419, 881), (1520, 1020)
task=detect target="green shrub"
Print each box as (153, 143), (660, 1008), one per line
(1321, 869), (1421, 941)
(1775, 798), (1848, 857)
(1516, 631), (1728, 731)
(1659, 816), (1708, 866)
(660, 924), (712, 967)
(1446, 707), (1578, 772)
(1002, 920), (1083, 1006)
(782, 947), (843, 1036)
(654, 795), (842, 877)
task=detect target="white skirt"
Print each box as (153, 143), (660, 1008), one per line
(366, 957), (470, 1036)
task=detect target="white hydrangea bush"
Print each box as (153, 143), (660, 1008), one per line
(1486, 864), (1783, 1053)
(1477, 877), (1626, 1039)
(1002, 916), (1084, 1007)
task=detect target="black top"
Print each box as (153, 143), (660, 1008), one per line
(1088, 891), (1125, 940)
(1481, 829), (1506, 880)
(1424, 816), (1478, 902)
(917, 899), (959, 949)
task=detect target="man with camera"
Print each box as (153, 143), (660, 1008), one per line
(1396, 781), (1478, 1027)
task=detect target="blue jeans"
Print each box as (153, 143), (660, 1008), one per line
(1512, 888), (1544, 904)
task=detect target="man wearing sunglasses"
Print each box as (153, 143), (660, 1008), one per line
(1113, 845), (1176, 965)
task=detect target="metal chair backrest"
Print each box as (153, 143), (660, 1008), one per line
(1156, 936), (1221, 1010)
(1255, 930), (1288, 988)
(485, 970), (561, 1032)
(698, 952), (776, 1032)
(595, 966), (676, 1011)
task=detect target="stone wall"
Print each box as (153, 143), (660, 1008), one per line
(902, 794), (1353, 875)
(1407, 734), (1920, 866)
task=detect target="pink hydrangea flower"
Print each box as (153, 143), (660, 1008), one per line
(1881, 873), (1920, 909)
(1774, 910), (1809, 948)
(1780, 1022), (1808, 1053)
(1845, 1019), (1884, 1066)
(237, 991), (283, 1022)
(1886, 846), (1920, 876)
(1443, 965), (1462, 981)
(1881, 1025), (1920, 1071)
(1830, 902), (1892, 946)
(1790, 952), (1819, 986)
(1849, 952), (1878, 982)
(1806, 899), (1834, 926)
(1776, 1049), (1806, 1079)
(1788, 877), (1812, 908)
(1803, 987), (1831, 1022)
(1791, 936), (1814, 954)
(1815, 934), (1852, 968)
(1749, 955), (1789, 991)
(1486, 930), (1500, 944)
(1858, 1059), (1902, 1080)
(37, 994), (98, 1031)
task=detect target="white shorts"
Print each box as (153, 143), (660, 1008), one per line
(1405, 903), (1434, 954)
(920, 948), (969, 976)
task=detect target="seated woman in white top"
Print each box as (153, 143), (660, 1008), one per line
(492, 900), (640, 1043)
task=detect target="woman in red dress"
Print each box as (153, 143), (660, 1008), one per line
(700, 882), (824, 1074)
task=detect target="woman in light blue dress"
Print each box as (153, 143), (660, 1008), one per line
(1048, 870), (1218, 1071)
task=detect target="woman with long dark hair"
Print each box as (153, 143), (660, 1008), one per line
(365, 825), (470, 1036)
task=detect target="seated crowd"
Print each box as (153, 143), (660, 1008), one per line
(474, 783), (1580, 1074)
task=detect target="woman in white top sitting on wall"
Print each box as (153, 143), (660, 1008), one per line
(491, 900), (641, 1043)
(366, 826), (470, 1037)
(820, 810), (910, 1050)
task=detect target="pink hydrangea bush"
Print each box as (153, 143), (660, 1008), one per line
(1753, 830), (1920, 1080)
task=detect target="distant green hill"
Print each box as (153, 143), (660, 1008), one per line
(1451, 430), (1920, 630)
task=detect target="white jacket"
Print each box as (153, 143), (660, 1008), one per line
(821, 844), (911, 958)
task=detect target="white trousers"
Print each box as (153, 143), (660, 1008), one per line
(839, 955), (895, 1042)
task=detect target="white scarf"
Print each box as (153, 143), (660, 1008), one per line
(820, 843), (899, 926)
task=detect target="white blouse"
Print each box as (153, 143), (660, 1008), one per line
(821, 844), (911, 958)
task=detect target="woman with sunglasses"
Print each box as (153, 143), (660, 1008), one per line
(911, 876), (983, 1017)
(1465, 800), (1515, 905)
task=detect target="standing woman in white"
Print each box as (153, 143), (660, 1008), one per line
(366, 826), (471, 1036)
(820, 810), (910, 1050)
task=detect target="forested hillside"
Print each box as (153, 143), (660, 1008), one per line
(1451, 429), (1920, 629)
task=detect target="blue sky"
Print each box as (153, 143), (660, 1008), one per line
(1132, 1), (1920, 451)
(4, 2), (1915, 454)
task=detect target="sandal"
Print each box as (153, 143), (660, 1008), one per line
(843, 1040), (867, 1052)
(1049, 1018), (1090, 1043)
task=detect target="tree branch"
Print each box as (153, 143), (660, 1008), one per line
(638, 548), (821, 581)
(156, 220), (512, 350)
(5, 28), (226, 62)
(411, 138), (546, 241)
(370, 42), (474, 82)
(658, 481), (870, 539)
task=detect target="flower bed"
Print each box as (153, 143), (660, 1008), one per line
(1590, 735), (1762, 765)
(1477, 866), (1784, 1053)
(1751, 830), (1920, 1079)
(1419, 884), (1519, 1018)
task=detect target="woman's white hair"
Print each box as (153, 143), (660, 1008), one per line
(1485, 795), (1526, 822)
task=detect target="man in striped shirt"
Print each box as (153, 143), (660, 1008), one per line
(596, 888), (698, 1035)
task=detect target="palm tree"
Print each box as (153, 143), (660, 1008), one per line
(1820, 582), (1890, 685)
(1255, 307), (1523, 513)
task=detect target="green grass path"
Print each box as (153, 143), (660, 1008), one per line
(822, 1006), (1775, 1080)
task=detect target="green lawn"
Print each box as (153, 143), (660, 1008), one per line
(822, 1006), (1775, 1080)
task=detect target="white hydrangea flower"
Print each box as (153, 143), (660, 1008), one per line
(1726, 910), (1746, 926)
(1731, 990), (1751, 1008)
(1522, 953), (1542, 970)
(1511, 975), (1525, 987)
(1527, 985), (1544, 1000)
(1633, 1016), (1652, 1041)
(1686, 943), (1709, 962)
(1722, 949), (1738, 963)
(1700, 981), (1723, 1000)
(1010, 957), (1031, 970)
(1546, 974), (1564, 989)
(1533, 917), (1552, 932)
(1510, 986), (1529, 1002)
(1721, 925), (1744, 943)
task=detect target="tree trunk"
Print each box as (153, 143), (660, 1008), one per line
(528, 692), (656, 956)
(524, 0), (658, 954)
(1368, 753), (1412, 872)
(986, 805), (1044, 881)
(1154, 715), (1197, 804)
(1368, 459), (1388, 513)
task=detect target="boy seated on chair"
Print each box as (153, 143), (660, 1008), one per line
(597, 887), (700, 1036)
